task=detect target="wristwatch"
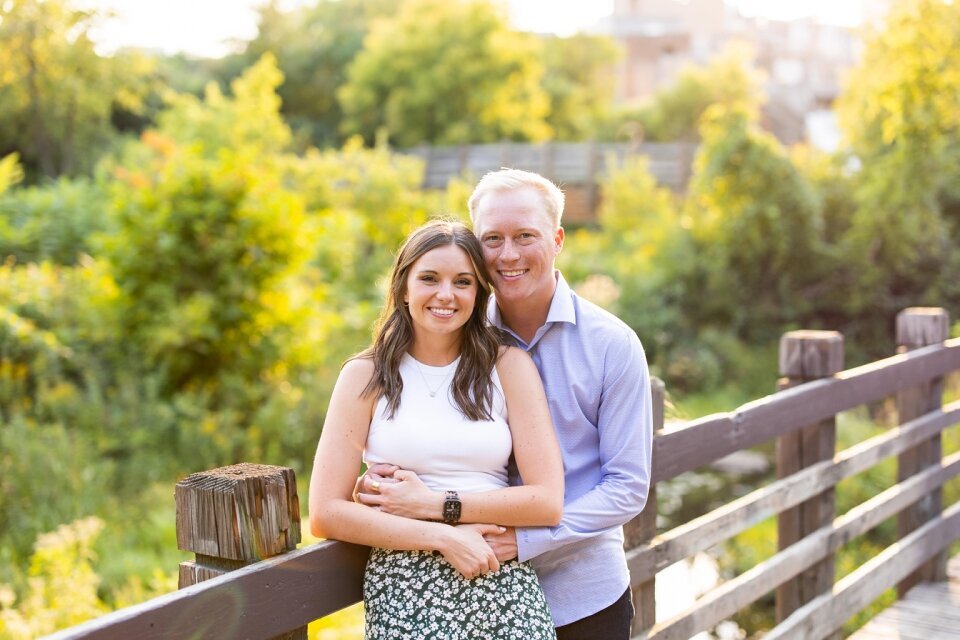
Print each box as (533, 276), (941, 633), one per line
(442, 490), (461, 524)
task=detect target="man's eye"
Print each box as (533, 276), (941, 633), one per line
(484, 236), (501, 244)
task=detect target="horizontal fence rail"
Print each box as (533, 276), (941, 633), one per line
(629, 400), (960, 580)
(653, 338), (960, 483)
(46, 541), (369, 640)
(403, 141), (697, 190)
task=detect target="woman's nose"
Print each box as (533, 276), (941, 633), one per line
(436, 281), (453, 300)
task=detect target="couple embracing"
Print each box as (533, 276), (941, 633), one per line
(309, 169), (653, 639)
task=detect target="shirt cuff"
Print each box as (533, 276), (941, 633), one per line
(517, 525), (557, 563)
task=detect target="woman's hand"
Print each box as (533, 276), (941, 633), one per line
(436, 523), (504, 578)
(358, 469), (442, 520)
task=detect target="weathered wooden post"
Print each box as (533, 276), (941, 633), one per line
(625, 376), (665, 634)
(176, 463), (305, 640)
(895, 307), (950, 595)
(775, 330), (844, 626)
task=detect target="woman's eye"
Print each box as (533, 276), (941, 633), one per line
(456, 279), (473, 287)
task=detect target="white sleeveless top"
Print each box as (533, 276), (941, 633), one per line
(364, 353), (512, 493)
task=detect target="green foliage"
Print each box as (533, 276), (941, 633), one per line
(155, 53), (292, 159)
(338, 0), (551, 146)
(684, 104), (825, 339)
(0, 177), (110, 264)
(541, 34), (621, 140)
(103, 56), (312, 399)
(0, 155), (23, 195)
(0, 518), (108, 638)
(561, 155), (688, 367)
(234, 0), (403, 148)
(834, 0), (960, 346)
(0, 1), (150, 179)
(0, 516), (177, 639)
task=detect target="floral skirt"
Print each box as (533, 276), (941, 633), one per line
(363, 548), (556, 640)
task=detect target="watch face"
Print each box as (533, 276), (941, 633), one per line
(443, 493), (461, 523)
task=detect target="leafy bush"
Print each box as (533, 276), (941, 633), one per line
(0, 518), (108, 639)
(0, 178), (111, 265)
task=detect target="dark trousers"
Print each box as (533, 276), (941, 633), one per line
(555, 587), (634, 640)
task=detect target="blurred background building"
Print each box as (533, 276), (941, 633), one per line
(593, 0), (897, 150)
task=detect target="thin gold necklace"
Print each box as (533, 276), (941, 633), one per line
(413, 358), (455, 397)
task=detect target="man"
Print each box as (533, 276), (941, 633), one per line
(363, 168), (653, 638)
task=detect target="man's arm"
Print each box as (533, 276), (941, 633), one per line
(516, 327), (653, 562)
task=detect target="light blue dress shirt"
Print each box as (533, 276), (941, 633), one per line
(490, 271), (653, 627)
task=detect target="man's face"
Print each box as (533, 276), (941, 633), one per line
(473, 186), (563, 307)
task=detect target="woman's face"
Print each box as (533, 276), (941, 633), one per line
(403, 243), (479, 341)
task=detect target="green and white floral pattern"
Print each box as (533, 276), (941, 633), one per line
(364, 548), (556, 639)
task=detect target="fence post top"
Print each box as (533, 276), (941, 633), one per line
(779, 330), (845, 379)
(896, 307), (950, 348)
(175, 463), (300, 561)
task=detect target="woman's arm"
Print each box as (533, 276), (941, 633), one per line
(359, 347), (564, 526)
(308, 358), (501, 577)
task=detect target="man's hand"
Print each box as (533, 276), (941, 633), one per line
(483, 526), (518, 562)
(352, 463), (399, 502)
(357, 469), (442, 520)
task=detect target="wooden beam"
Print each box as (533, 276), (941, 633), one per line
(763, 500), (960, 640)
(633, 452), (960, 640)
(776, 331), (844, 623)
(652, 339), (960, 483)
(895, 307), (950, 594)
(44, 540), (369, 640)
(628, 402), (960, 582)
(625, 377), (665, 635)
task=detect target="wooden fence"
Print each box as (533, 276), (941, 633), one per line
(48, 307), (960, 640)
(402, 141), (698, 223)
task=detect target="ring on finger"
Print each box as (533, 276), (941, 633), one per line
(371, 480), (381, 492)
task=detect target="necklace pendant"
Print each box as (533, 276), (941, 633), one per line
(429, 390), (437, 397)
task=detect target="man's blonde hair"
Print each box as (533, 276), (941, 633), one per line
(468, 168), (565, 229)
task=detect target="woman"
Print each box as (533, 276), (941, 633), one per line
(309, 219), (564, 639)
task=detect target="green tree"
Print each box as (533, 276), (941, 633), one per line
(683, 105), (825, 338)
(541, 34), (621, 140)
(153, 53), (291, 160)
(0, 0), (151, 179)
(561, 155), (689, 369)
(835, 0), (960, 323)
(338, 0), (550, 146)
(103, 57), (311, 396)
(231, 0), (402, 147)
(0, 518), (108, 638)
(0, 177), (109, 265)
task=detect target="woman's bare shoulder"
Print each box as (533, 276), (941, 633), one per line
(338, 356), (377, 389)
(496, 345), (536, 378)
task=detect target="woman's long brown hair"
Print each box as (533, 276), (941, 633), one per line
(357, 219), (503, 421)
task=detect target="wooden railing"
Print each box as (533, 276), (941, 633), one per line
(48, 307), (960, 640)
(403, 141), (697, 190)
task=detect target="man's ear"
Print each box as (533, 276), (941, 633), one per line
(554, 226), (565, 254)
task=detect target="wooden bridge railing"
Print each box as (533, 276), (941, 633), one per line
(48, 307), (960, 640)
